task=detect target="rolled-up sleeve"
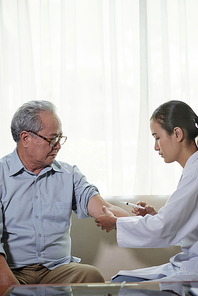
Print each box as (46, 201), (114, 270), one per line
(72, 165), (99, 219)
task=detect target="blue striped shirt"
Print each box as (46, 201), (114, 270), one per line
(0, 149), (99, 269)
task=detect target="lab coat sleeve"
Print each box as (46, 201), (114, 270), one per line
(117, 173), (198, 249)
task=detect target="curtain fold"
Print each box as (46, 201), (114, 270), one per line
(134, 0), (150, 194)
(0, 0), (197, 196)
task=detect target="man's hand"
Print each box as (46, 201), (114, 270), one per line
(95, 206), (117, 232)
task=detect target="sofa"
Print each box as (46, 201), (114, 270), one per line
(71, 195), (180, 281)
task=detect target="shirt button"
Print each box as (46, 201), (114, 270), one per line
(35, 196), (38, 199)
(35, 215), (39, 219)
(38, 233), (42, 237)
(182, 267), (187, 271)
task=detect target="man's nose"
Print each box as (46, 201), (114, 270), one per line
(53, 141), (61, 150)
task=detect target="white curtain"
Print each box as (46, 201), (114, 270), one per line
(0, 0), (198, 197)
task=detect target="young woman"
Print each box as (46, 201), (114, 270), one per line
(95, 100), (198, 283)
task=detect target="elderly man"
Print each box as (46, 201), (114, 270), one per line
(0, 100), (129, 285)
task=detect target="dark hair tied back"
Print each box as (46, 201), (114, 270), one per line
(151, 100), (198, 141)
(194, 118), (198, 129)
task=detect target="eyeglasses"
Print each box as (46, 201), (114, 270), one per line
(28, 130), (67, 147)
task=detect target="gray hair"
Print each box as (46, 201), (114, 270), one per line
(11, 100), (57, 143)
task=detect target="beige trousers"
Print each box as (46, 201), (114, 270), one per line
(12, 263), (104, 284)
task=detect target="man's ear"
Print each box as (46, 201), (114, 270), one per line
(20, 131), (30, 147)
(173, 127), (184, 142)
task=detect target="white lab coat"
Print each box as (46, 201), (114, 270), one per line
(113, 150), (198, 282)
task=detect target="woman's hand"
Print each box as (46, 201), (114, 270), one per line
(95, 206), (117, 232)
(132, 201), (158, 217)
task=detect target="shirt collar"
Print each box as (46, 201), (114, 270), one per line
(182, 150), (198, 173)
(9, 148), (25, 176)
(51, 160), (62, 172)
(9, 148), (63, 176)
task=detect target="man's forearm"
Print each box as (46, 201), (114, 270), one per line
(106, 204), (131, 217)
(87, 194), (131, 218)
(0, 254), (20, 285)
